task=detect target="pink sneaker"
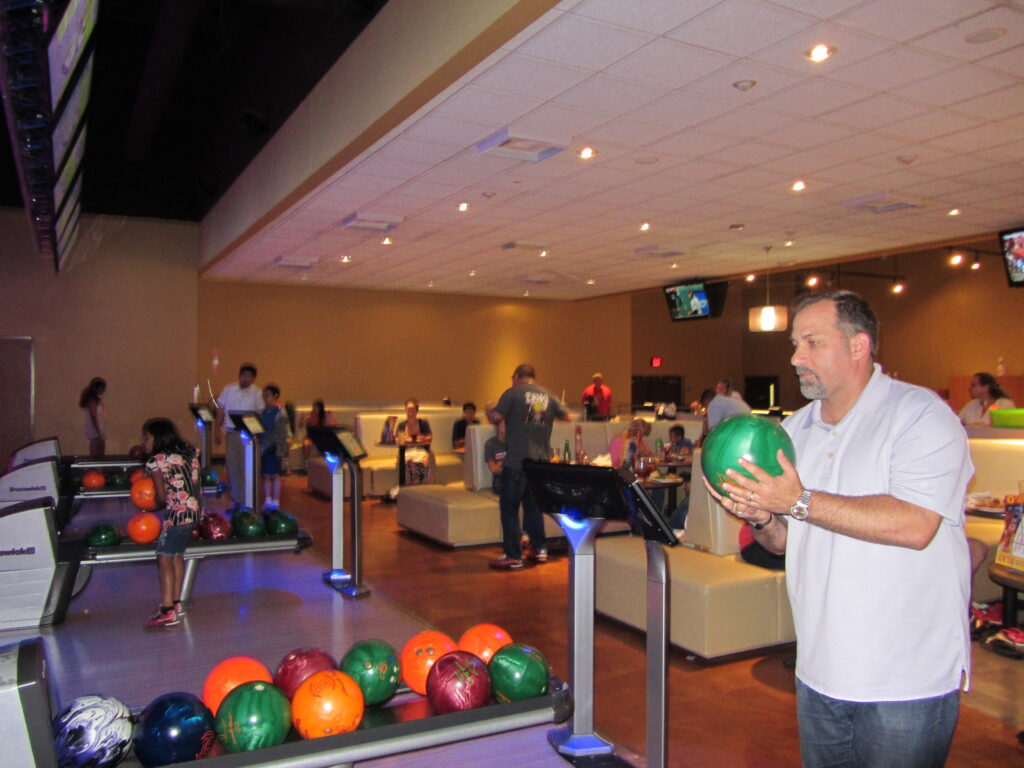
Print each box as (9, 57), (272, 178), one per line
(489, 557), (524, 571)
(146, 607), (179, 627)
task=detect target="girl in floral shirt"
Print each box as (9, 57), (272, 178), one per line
(142, 418), (202, 627)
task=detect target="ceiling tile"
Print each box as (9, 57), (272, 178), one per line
(585, 116), (680, 145)
(512, 102), (614, 137)
(571, 0), (720, 34)
(949, 83), (1024, 121)
(828, 45), (955, 90)
(681, 60), (808, 104)
(470, 53), (593, 100)
(667, 0), (817, 57)
(976, 42), (1024, 76)
(556, 72), (672, 113)
(880, 110), (981, 141)
(431, 85), (544, 127)
(891, 64), (1017, 107)
(749, 21), (893, 74)
(512, 12), (655, 70)
(758, 118), (857, 148)
(754, 77), (873, 117)
(910, 6), (1024, 61)
(761, 0), (865, 21)
(630, 91), (737, 128)
(820, 93), (930, 130)
(607, 38), (734, 89)
(834, 0), (991, 43)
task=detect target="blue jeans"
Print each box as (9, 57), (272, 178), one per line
(796, 678), (959, 768)
(499, 467), (546, 560)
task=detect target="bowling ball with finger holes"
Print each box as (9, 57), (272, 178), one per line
(291, 669), (364, 739)
(86, 523), (120, 548)
(400, 630), (456, 695)
(274, 647), (338, 700)
(130, 476), (157, 510)
(426, 650), (492, 714)
(132, 692), (216, 768)
(202, 656), (273, 716)
(266, 512), (298, 536)
(127, 512), (161, 544)
(458, 622), (513, 663)
(232, 509), (266, 538)
(53, 694), (133, 768)
(700, 413), (796, 497)
(214, 681), (291, 753)
(488, 643), (549, 703)
(340, 639), (401, 706)
(82, 470), (106, 489)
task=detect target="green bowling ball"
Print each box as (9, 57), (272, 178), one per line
(340, 639), (401, 706)
(701, 413), (796, 497)
(266, 512), (298, 536)
(215, 681), (290, 753)
(201, 468), (219, 487)
(488, 643), (549, 703)
(231, 510), (266, 538)
(63, 468), (84, 494)
(106, 470), (130, 490)
(86, 523), (120, 548)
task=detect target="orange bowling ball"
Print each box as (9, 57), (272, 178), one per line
(458, 623), (513, 663)
(126, 512), (161, 544)
(130, 476), (157, 510)
(82, 470), (106, 489)
(129, 468), (145, 485)
(291, 670), (364, 739)
(202, 656), (273, 716)
(400, 630), (456, 695)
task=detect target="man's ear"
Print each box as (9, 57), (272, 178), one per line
(850, 332), (872, 361)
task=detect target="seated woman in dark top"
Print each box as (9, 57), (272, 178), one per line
(397, 398), (434, 484)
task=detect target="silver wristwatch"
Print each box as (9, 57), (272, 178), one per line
(789, 489), (812, 520)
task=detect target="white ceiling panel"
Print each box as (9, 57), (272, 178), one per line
(834, 0), (992, 43)
(667, 0), (816, 57)
(511, 12), (655, 70)
(607, 39), (734, 89)
(572, 0), (720, 35)
(891, 64), (1017, 107)
(469, 53), (593, 100)
(911, 6), (1024, 61)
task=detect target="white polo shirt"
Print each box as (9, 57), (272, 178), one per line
(217, 382), (264, 431)
(784, 364), (972, 702)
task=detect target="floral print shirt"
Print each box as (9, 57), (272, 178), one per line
(145, 449), (202, 526)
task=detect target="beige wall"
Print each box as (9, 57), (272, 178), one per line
(0, 209), (199, 455)
(630, 282), (747, 408)
(198, 280), (631, 414)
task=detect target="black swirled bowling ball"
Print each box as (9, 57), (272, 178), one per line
(86, 523), (120, 548)
(232, 510), (266, 538)
(199, 512), (231, 541)
(106, 470), (129, 490)
(132, 692), (216, 768)
(425, 650), (491, 714)
(53, 694), (133, 768)
(266, 512), (298, 536)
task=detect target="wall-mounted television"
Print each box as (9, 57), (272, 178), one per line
(663, 280), (728, 321)
(1000, 226), (1024, 288)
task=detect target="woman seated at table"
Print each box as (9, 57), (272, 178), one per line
(397, 398), (434, 484)
(666, 424), (694, 462)
(608, 418), (655, 469)
(300, 399), (336, 460)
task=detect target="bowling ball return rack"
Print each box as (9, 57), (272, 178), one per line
(3, 637), (573, 768)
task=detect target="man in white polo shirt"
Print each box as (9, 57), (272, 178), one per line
(706, 291), (972, 767)
(215, 363), (264, 510)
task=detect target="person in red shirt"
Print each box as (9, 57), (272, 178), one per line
(581, 373), (612, 421)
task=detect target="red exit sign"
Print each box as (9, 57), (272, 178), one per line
(650, 357), (663, 368)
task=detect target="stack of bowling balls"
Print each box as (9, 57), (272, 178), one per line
(52, 623), (550, 766)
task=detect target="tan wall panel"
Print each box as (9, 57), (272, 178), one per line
(0, 210), (199, 456)
(197, 281), (631, 415)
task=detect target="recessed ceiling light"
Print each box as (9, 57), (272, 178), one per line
(458, 201), (470, 212)
(785, 239), (795, 247)
(805, 44), (836, 63)
(670, 263), (678, 269)
(469, 269), (477, 277)
(791, 180), (807, 192)
(300, 273), (310, 281)
(341, 255), (351, 263)
(539, 250), (548, 258)
(745, 274), (756, 282)
(947, 208), (960, 216)
(577, 146), (597, 160)
(891, 281), (905, 294)
(971, 257), (981, 271)
(585, 278), (596, 286)
(965, 27), (1006, 45)
(523, 289), (530, 297)
(380, 236), (393, 245)
(806, 275), (819, 287)
(732, 79), (757, 92)
(635, 156), (659, 165)
(639, 222), (651, 232)
(949, 252), (964, 266)
(427, 280), (435, 287)
(729, 223), (745, 230)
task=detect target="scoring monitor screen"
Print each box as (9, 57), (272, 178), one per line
(240, 415), (264, 435)
(1000, 227), (1024, 288)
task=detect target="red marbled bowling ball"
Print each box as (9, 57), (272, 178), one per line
(274, 648), (338, 700)
(425, 651), (491, 715)
(199, 513), (232, 541)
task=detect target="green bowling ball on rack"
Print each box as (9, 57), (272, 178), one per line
(106, 470), (130, 490)
(215, 681), (290, 753)
(63, 468), (84, 494)
(488, 643), (549, 703)
(266, 512), (298, 536)
(340, 639), (401, 706)
(86, 523), (120, 548)
(231, 510), (266, 538)
(701, 414), (796, 497)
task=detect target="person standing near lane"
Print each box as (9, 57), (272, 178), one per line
(581, 372), (612, 421)
(489, 364), (570, 570)
(215, 363), (264, 511)
(706, 290), (972, 768)
(79, 377), (107, 457)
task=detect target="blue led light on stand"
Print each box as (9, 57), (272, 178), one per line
(324, 452), (340, 471)
(240, 431), (250, 444)
(196, 418), (205, 430)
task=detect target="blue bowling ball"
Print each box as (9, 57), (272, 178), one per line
(53, 694), (132, 768)
(132, 692), (216, 767)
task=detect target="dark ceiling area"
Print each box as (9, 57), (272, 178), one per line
(0, 0), (388, 222)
